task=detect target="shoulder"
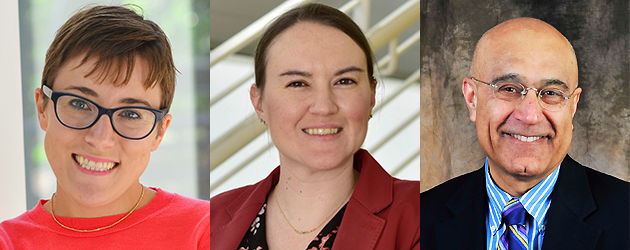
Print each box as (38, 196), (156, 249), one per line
(553, 156), (629, 248)
(210, 183), (258, 218)
(210, 185), (252, 209)
(152, 190), (210, 249)
(159, 189), (210, 215)
(579, 163), (629, 212)
(582, 165), (629, 195)
(153, 189), (209, 234)
(0, 210), (38, 249)
(421, 168), (482, 208)
(381, 179), (420, 249)
(561, 156), (629, 201)
(392, 178), (420, 208)
(210, 166), (278, 218)
(153, 190), (209, 228)
(0, 211), (31, 230)
(210, 182), (263, 233)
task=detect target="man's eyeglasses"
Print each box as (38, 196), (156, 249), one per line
(469, 76), (576, 112)
(42, 85), (167, 140)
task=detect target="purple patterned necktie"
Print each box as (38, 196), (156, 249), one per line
(498, 199), (529, 250)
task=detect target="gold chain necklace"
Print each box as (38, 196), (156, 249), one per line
(50, 185), (145, 233)
(275, 182), (355, 234)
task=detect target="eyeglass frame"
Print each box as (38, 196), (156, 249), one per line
(469, 76), (577, 111)
(42, 85), (168, 140)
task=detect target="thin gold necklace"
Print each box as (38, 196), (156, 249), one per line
(275, 181), (355, 234)
(50, 185), (145, 233)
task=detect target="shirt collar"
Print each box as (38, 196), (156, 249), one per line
(485, 158), (560, 235)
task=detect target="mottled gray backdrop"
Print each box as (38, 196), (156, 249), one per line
(420, 0), (630, 192)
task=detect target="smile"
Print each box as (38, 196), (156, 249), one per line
(74, 154), (117, 172)
(507, 133), (546, 142)
(303, 128), (341, 135)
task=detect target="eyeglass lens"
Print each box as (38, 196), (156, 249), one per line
(493, 82), (568, 110)
(56, 95), (157, 139)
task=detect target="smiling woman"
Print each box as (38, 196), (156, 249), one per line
(0, 5), (208, 249)
(210, 3), (419, 250)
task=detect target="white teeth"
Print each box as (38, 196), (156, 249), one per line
(304, 128), (340, 135)
(509, 133), (544, 142)
(74, 155), (116, 171)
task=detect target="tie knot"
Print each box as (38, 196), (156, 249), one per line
(502, 199), (527, 226)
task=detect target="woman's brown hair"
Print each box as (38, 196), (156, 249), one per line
(41, 5), (177, 112)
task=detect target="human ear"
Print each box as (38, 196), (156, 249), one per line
(250, 84), (265, 121)
(462, 77), (478, 122)
(570, 87), (582, 118)
(151, 114), (172, 151)
(370, 78), (377, 109)
(35, 88), (49, 131)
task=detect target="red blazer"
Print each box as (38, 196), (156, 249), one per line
(210, 149), (419, 249)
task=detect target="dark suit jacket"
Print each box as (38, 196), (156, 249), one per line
(420, 155), (629, 250)
(211, 149), (420, 249)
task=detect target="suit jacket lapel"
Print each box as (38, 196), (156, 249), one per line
(542, 156), (601, 250)
(212, 167), (279, 249)
(435, 167), (487, 250)
(332, 150), (390, 249)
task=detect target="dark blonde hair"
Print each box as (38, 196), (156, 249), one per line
(254, 3), (376, 93)
(41, 5), (177, 112)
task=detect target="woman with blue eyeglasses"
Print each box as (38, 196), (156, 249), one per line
(0, 5), (208, 249)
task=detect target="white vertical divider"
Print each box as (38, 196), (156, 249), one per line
(0, 0), (27, 220)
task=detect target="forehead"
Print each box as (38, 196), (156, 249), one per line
(54, 55), (162, 106)
(56, 54), (152, 89)
(265, 22), (367, 73)
(477, 27), (578, 88)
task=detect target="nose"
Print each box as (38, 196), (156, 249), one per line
(309, 85), (339, 116)
(512, 89), (544, 124)
(84, 114), (116, 150)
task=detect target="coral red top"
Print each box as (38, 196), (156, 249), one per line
(0, 188), (209, 250)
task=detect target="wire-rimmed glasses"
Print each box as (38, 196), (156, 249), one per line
(42, 85), (167, 140)
(470, 76), (575, 111)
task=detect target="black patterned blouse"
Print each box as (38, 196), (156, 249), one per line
(238, 203), (347, 250)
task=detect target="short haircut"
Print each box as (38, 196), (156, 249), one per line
(41, 5), (177, 112)
(254, 3), (376, 93)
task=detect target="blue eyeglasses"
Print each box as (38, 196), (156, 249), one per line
(42, 85), (167, 140)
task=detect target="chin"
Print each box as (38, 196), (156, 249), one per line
(306, 154), (353, 171)
(505, 160), (552, 178)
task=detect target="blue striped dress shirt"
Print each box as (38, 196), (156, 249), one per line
(485, 158), (560, 250)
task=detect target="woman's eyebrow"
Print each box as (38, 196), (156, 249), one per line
(335, 66), (364, 76)
(63, 86), (98, 97)
(119, 98), (152, 107)
(279, 69), (312, 77)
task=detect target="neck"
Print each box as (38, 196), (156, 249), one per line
(44, 182), (153, 218)
(488, 162), (553, 198)
(276, 157), (356, 198)
(272, 159), (357, 226)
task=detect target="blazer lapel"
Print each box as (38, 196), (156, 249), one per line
(332, 150), (390, 249)
(541, 156), (600, 250)
(332, 200), (387, 249)
(435, 167), (487, 250)
(211, 167), (279, 249)
(213, 204), (264, 249)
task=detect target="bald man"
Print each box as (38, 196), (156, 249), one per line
(420, 18), (629, 250)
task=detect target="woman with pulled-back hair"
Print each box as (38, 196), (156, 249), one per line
(210, 3), (419, 249)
